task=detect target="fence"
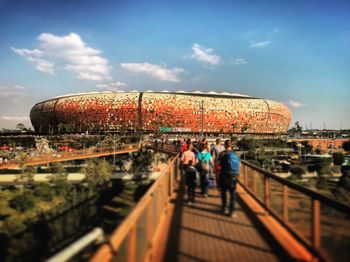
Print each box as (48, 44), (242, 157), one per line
(91, 154), (179, 261)
(239, 160), (350, 262)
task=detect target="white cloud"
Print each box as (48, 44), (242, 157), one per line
(121, 63), (185, 82)
(2, 116), (29, 121)
(96, 81), (127, 91)
(0, 85), (27, 98)
(250, 40), (271, 48)
(289, 100), (303, 108)
(11, 33), (111, 80)
(230, 58), (249, 65)
(190, 43), (220, 65)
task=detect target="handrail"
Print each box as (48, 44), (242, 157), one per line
(239, 160), (350, 262)
(241, 160), (350, 213)
(91, 153), (178, 261)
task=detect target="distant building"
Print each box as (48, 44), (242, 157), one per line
(30, 91), (292, 134)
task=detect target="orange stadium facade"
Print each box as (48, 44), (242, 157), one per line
(30, 91), (292, 134)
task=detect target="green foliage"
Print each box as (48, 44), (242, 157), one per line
(333, 152), (345, 166)
(342, 141), (350, 152)
(301, 141), (313, 154)
(15, 166), (36, 186)
(244, 150), (255, 160)
(81, 159), (112, 188)
(314, 158), (332, 176)
(338, 166), (350, 191)
(230, 135), (238, 142)
(10, 192), (35, 212)
(290, 165), (306, 180)
(16, 152), (28, 168)
(55, 180), (72, 196)
(249, 160), (261, 167)
(237, 138), (256, 151)
(316, 176), (328, 190)
(16, 123), (26, 131)
(48, 162), (68, 186)
(2, 216), (26, 236)
(34, 184), (53, 201)
(130, 150), (155, 174)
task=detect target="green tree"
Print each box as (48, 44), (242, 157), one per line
(15, 123), (25, 131)
(333, 152), (345, 166)
(130, 150), (155, 183)
(10, 192), (35, 212)
(48, 162), (68, 185)
(81, 159), (112, 188)
(34, 183), (54, 201)
(289, 165), (306, 180)
(314, 158), (332, 189)
(237, 138), (256, 151)
(342, 141), (350, 152)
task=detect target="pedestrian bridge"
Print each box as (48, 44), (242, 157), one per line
(74, 143), (349, 262)
(0, 143), (139, 169)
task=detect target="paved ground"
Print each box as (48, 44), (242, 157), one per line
(163, 185), (283, 262)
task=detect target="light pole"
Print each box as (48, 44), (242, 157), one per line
(199, 100), (204, 137)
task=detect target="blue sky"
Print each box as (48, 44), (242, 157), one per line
(0, 0), (349, 129)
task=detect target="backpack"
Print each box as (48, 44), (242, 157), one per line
(197, 152), (210, 173)
(222, 151), (239, 176)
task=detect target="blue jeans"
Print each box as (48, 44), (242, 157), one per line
(220, 178), (237, 213)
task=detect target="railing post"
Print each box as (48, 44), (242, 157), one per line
(252, 170), (256, 194)
(312, 199), (320, 249)
(168, 159), (172, 196)
(264, 176), (270, 208)
(146, 205), (153, 250)
(283, 185), (288, 222)
(243, 164), (248, 187)
(128, 225), (136, 262)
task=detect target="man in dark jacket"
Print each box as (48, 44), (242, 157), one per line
(218, 140), (240, 217)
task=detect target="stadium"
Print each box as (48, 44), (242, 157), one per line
(30, 91), (292, 134)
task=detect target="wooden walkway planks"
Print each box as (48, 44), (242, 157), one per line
(163, 185), (282, 262)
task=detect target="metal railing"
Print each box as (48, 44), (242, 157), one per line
(239, 160), (350, 262)
(91, 154), (179, 261)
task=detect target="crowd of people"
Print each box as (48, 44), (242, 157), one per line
(178, 137), (240, 218)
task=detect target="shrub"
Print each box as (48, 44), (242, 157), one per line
(290, 165), (306, 179)
(237, 138), (256, 151)
(342, 141), (350, 152)
(34, 184), (53, 201)
(333, 152), (345, 166)
(10, 193), (35, 212)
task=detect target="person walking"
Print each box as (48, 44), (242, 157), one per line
(185, 160), (198, 205)
(197, 142), (212, 197)
(181, 144), (196, 172)
(218, 140), (240, 217)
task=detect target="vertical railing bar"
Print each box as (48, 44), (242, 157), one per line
(128, 226), (136, 262)
(252, 170), (256, 194)
(283, 185), (288, 222)
(146, 204), (153, 250)
(264, 175), (270, 209)
(312, 199), (320, 249)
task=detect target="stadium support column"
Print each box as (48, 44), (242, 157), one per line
(200, 100), (204, 137)
(138, 92), (143, 132)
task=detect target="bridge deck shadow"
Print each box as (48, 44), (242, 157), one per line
(163, 182), (287, 262)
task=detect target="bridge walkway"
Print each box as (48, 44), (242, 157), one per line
(162, 183), (283, 262)
(0, 144), (139, 169)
